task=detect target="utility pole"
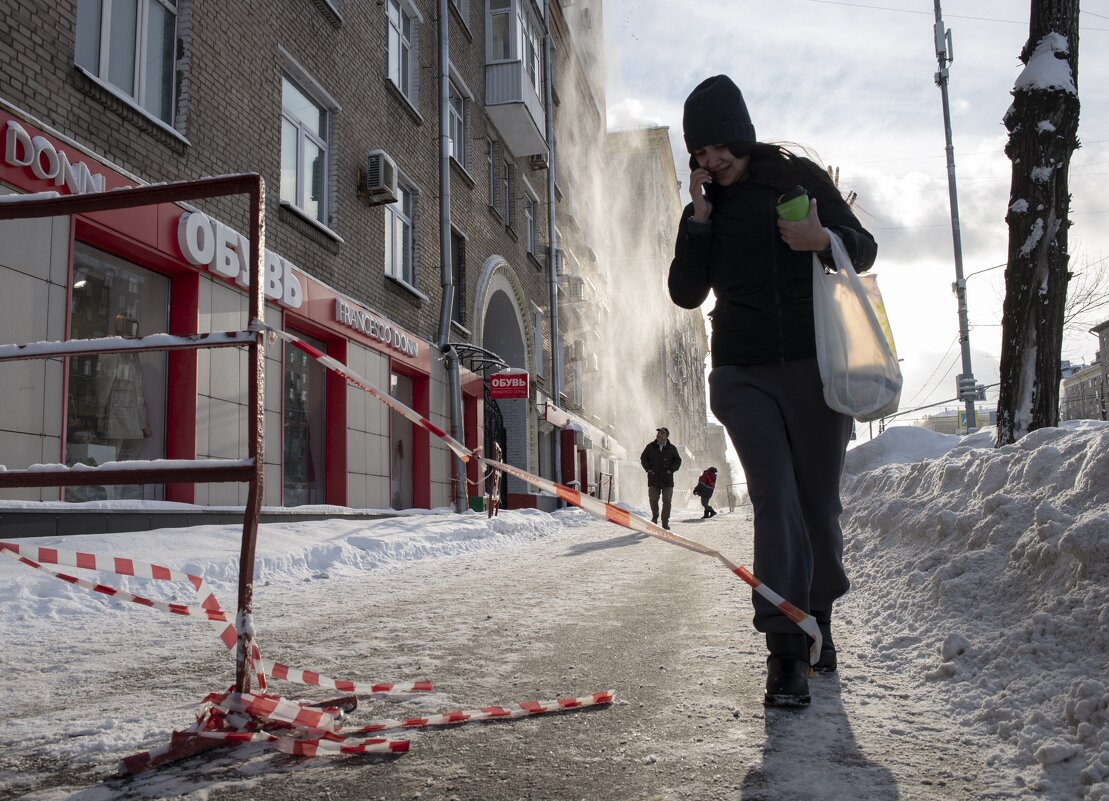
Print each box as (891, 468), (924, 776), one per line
(933, 0), (981, 432)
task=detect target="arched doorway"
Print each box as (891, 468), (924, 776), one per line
(475, 259), (531, 505)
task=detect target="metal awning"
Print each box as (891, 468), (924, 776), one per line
(541, 398), (627, 459)
(448, 342), (509, 374)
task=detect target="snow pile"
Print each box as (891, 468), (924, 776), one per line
(842, 421), (1109, 801)
(0, 509), (564, 623)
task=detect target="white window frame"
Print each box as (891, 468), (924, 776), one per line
(388, 0), (422, 106)
(519, 6), (542, 95)
(280, 73), (332, 227)
(501, 154), (515, 229)
(447, 70), (475, 172)
(523, 182), (539, 255)
(487, 140), (497, 208)
(487, 0), (513, 63)
(450, 0), (470, 27)
(75, 0), (178, 125)
(532, 303), (546, 378)
(386, 179), (417, 286)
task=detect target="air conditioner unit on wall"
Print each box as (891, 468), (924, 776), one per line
(529, 152), (549, 171)
(358, 149), (399, 206)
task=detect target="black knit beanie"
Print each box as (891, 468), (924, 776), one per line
(682, 75), (756, 153)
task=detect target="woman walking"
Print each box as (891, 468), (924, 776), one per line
(668, 75), (877, 707)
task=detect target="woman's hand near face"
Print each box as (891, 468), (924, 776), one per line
(690, 168), (713, 223)
(777, 197), (832, 251)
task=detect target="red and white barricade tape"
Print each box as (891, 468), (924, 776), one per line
(480, 457), (821, 657)
(1, 540), (611, 773)
(348, 690), (615, 734)
(119, 688), (613, 773)
(266, 326), (821, 662)
(0, 541), (433, 695)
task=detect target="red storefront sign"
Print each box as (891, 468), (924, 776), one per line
(489, 370), (529, 399)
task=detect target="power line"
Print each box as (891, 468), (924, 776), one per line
(903, 335), (958, 407)
(800, 0), (1109, 31)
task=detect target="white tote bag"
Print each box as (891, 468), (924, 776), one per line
(812, 230), (902, 422)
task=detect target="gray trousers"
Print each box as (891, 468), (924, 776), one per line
(709, 358), (853, 633)
(647, 485), (673, 524)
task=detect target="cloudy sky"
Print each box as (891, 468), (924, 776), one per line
(603, 0), (1109, 421)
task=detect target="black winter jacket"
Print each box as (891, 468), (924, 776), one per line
(640, 440), (682, 488)
(668, 156), (877, 366)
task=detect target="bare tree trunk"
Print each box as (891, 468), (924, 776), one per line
(996, 0), (1080, 447)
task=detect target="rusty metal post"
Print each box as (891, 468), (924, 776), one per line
(234, 176), (266, 693)
(0, 174), (269, 696)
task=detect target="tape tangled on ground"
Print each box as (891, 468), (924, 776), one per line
(0, 540), (611, 773)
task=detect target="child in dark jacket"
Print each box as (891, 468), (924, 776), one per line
(695, 467), (718, 518)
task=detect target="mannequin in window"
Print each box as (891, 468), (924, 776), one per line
(96, 315), (151, 462)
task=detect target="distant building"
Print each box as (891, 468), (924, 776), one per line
(1060, 319), (1109, 421)
(601, 126), (724, 503)
(915, 407), (998, 435)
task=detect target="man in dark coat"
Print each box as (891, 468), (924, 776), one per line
(640, 427), (682, 529)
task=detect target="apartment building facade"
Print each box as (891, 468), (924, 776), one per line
(0, 0), (638, 510)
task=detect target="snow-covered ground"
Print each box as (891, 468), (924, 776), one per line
(0, 420), (1106, 800)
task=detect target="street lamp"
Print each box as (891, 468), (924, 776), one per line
(933, 1), (982, 434)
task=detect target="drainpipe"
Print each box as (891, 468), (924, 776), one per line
(543, 0), (562, 489)
(437, 0), (468, 512)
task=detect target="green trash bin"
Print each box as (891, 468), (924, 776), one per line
(469, 495), (485, 512)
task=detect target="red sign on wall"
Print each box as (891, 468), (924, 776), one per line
(489, 370), (529, 399)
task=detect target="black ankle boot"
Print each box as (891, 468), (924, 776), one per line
(811, 609), (837, 673)
(764, 633), (811, 707)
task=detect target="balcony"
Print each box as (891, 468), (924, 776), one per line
(486, 61), (547, 156)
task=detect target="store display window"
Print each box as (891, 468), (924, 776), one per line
(65, 243), (169, 501)
(283, 333), (327, 506)
(389, 371), (414, 509)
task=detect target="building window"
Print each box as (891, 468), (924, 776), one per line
(532, 305), (545, 378)
(65, 244), (169, 501)
(386, 181), (416, 285)
(520, 7), (542, 95)
(501, 156), (515, 229)
(75, 0), (178, 124)
(448, 80), (468, 167)
(489, 0), (511, 61)
(524, 190), (539, 255)
(450, 0), (469, 26)
(388, 0), (418, 104)
(280, 75), (330, 225)
(487, 140), (497, 208)
(451, 229), (466, 326)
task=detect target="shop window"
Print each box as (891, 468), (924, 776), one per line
(65, 244), (169, 501)
(75, 0), (178, 124)
(390, 372), (414, 509)
(283, 333), (327, 506)
(280, 74), (331, 226)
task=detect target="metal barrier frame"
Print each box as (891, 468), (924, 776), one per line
(0, 175), (266, 692)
